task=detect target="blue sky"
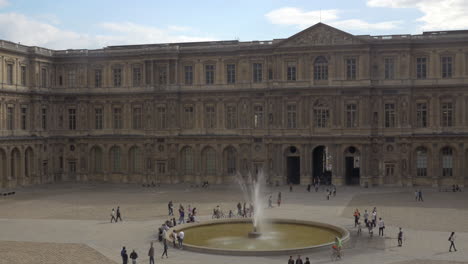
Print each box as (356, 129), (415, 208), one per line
(0, 0), (466, 49)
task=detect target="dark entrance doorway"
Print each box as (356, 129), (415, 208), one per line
(345, 156), (360, 185)
(287, 157), (300, 184)
(313, 146), (331, 185)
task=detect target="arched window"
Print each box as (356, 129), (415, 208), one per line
(90, 146), (103, 173)
(203, 147), (216, 175)
(181, 147), (194, 174)
(129, 146), (141, 173)
(24, 147), (33, 177)
(110, 146), (121, 172)
(226, 147), (237, 175)
(442, 147), (453, 177)
(416, 147), (427, 177)
(314, 56), (328, 80)
(11, 148), (20, 179)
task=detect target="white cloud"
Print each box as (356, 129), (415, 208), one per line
(265, 7), (401, 31)
(0, 0), (9, 8)
(367, 0), (468, 31)
(0, 12), (215, 49)
(167, 25), (191, 32)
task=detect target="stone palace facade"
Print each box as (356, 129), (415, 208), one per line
(1, 23), (468, 188)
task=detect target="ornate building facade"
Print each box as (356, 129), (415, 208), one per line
(1, 23), (468, 188)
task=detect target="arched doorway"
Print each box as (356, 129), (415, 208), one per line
(344, 146), (360, 185)
(286, 146), (300, 184)
(313, 145), (331, 185)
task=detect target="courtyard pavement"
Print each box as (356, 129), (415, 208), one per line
(0, 183), (467, 264)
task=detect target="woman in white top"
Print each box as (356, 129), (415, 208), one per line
(449, 232), (457, 252)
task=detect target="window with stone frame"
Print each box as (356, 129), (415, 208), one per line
(90, 146), (103, 173)
(68, 108), (76, 130)
(110, 146), (121, 172)
(94, 69), (102, 88)
(95, 108), (103, 129)
(21, 66), (27, 86)
(183, 105), (194, 129)
(416, 147), (427, 177)
(156, 105), (167, 129)
(314, 56), (328, 80)
(68, 70), (76, 87)
(113, 68), (122, 87)
(416, 102), (428, 128)
(384, 103), (396, 128)
(286, 104), (297, 128)
(441, 102), (454, 127)
(384, 57), (395, 80)
(226, 64), (236, 84)
(345, 103), (357, 128)
(345, 57), (357, 80)
(441, 56), (453, 78)
(204, 148), (216, 175)
(442, 147), (453, 177)
(253, 63), (263, 83)
(181, 147), (194, 174)
(6, 64), (13, 85)
(20, 106), (27, 130)
(158, 66), (167, 85)
(133, 66), (142, 86)
(314, 104), (329, 128)
(41, 68), (47, 87)
(253, 105), (264, 129)
(129, 147), (142, 173)
(157, 161), (166, 174)
(416, 57), (427, 79)
(205, 64), (215, 84)
(286, 62), (297, 81)
(226, 105), (237, 129)
(113, 107), (122, 129)
(184, 65), (193, 85)
(385, 163), (395, 177)
(41, 108), (47, 130)
(204, 105), (216, 129)
(132, 106), (142, 129)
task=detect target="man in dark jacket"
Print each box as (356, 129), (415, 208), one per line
(129, 250), (138, 264)
(116, 206), (122, 222)
(120, 247), (128, 264)
(287, 256), (294, 264)
(295, 255), (303, 264)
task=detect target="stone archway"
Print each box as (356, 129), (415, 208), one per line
(344, 146), (360, 185)
(285, 146), (300, 185)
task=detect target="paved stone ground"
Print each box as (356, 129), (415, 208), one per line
(0, 183), (467, 264)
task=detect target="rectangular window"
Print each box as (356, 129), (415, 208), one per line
(184, 66), (193, 85)
(205, 64), (215, 84)
(314, 108), (329, 128)
(158, 66), (167, 85)
(346, 58), (357, 80)
(7, 64), (13, 85)
(345, 103), (357, 128)
(113, 107), (122, 129)
(20, 107), (27, 130)
(226, 64), (236, 84)
(183, 105), (194, 128)
(416, 103), (427, 128)
(7, 106), (14, 130)
(254, 105), (264, 129)
(95, 108), (103, 129)
(441, 102), (454, 127)
(156, 106), (167, 129)
(384, 103), (396, 128)
(253, 63), (263, 83)
(416, 154), (427, 177)
(41, 108), (47, 130)
(132, 107), (142, 129)
(416, 57), (427, 79)
(205, 105), (216, 129)
(384, 58), (395, 80)
(287, 104), (297, 128)
(133, 67), (141, 86)
(94, 69), (102, 88)
(157, 162), (166, 174)
(21, 66), (27, 86)
(68, 108), (76, 130)
(442, 153), (453, 177)
(68, 161), (76, 174)
(113, 68), (122, 87)
(226, 105), (237, 129)
(287, 63), (297, 81)
(145, 61), (152, 85)
(441, 56), (452, 78)
(41, 68), (47, 87)
(68, 70), (76, 87)
(268, 68), (273, 80)
(385, 163), (395, 177)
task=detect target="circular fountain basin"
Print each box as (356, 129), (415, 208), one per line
(166, 218), (349, 256)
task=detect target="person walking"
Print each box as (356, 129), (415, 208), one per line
(449, 232), (457, 252)
(353, 209), (360, 227)
(148, 242), (155, 264)
(378, 217), (385, 236)
(363, 209), (369, 226)
(307, 184), (311, 192)
(414, 190), (418, 201)
(178, 230), (185, 249)
(357, 221), (362, 236)
(178, 207), (185, 224)
(288, 256), (294, 264)
(161, 238), (169, 258)
(277, 192), (282, 207)
(121, 246), (128, 264)
(168, 201), (173, 216)
(418, 190), (424, 202)
(110, 208), (117, 223)
(397, 227), (403, 247)
(371, 209), (377, 228)
(129, 250), (138, 264)
(116, 206), (122, 222)
(295, 255), (303, 264)
(289, 185), (293, 192)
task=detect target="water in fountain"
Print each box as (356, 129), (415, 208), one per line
(235, 169), (265, 237)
